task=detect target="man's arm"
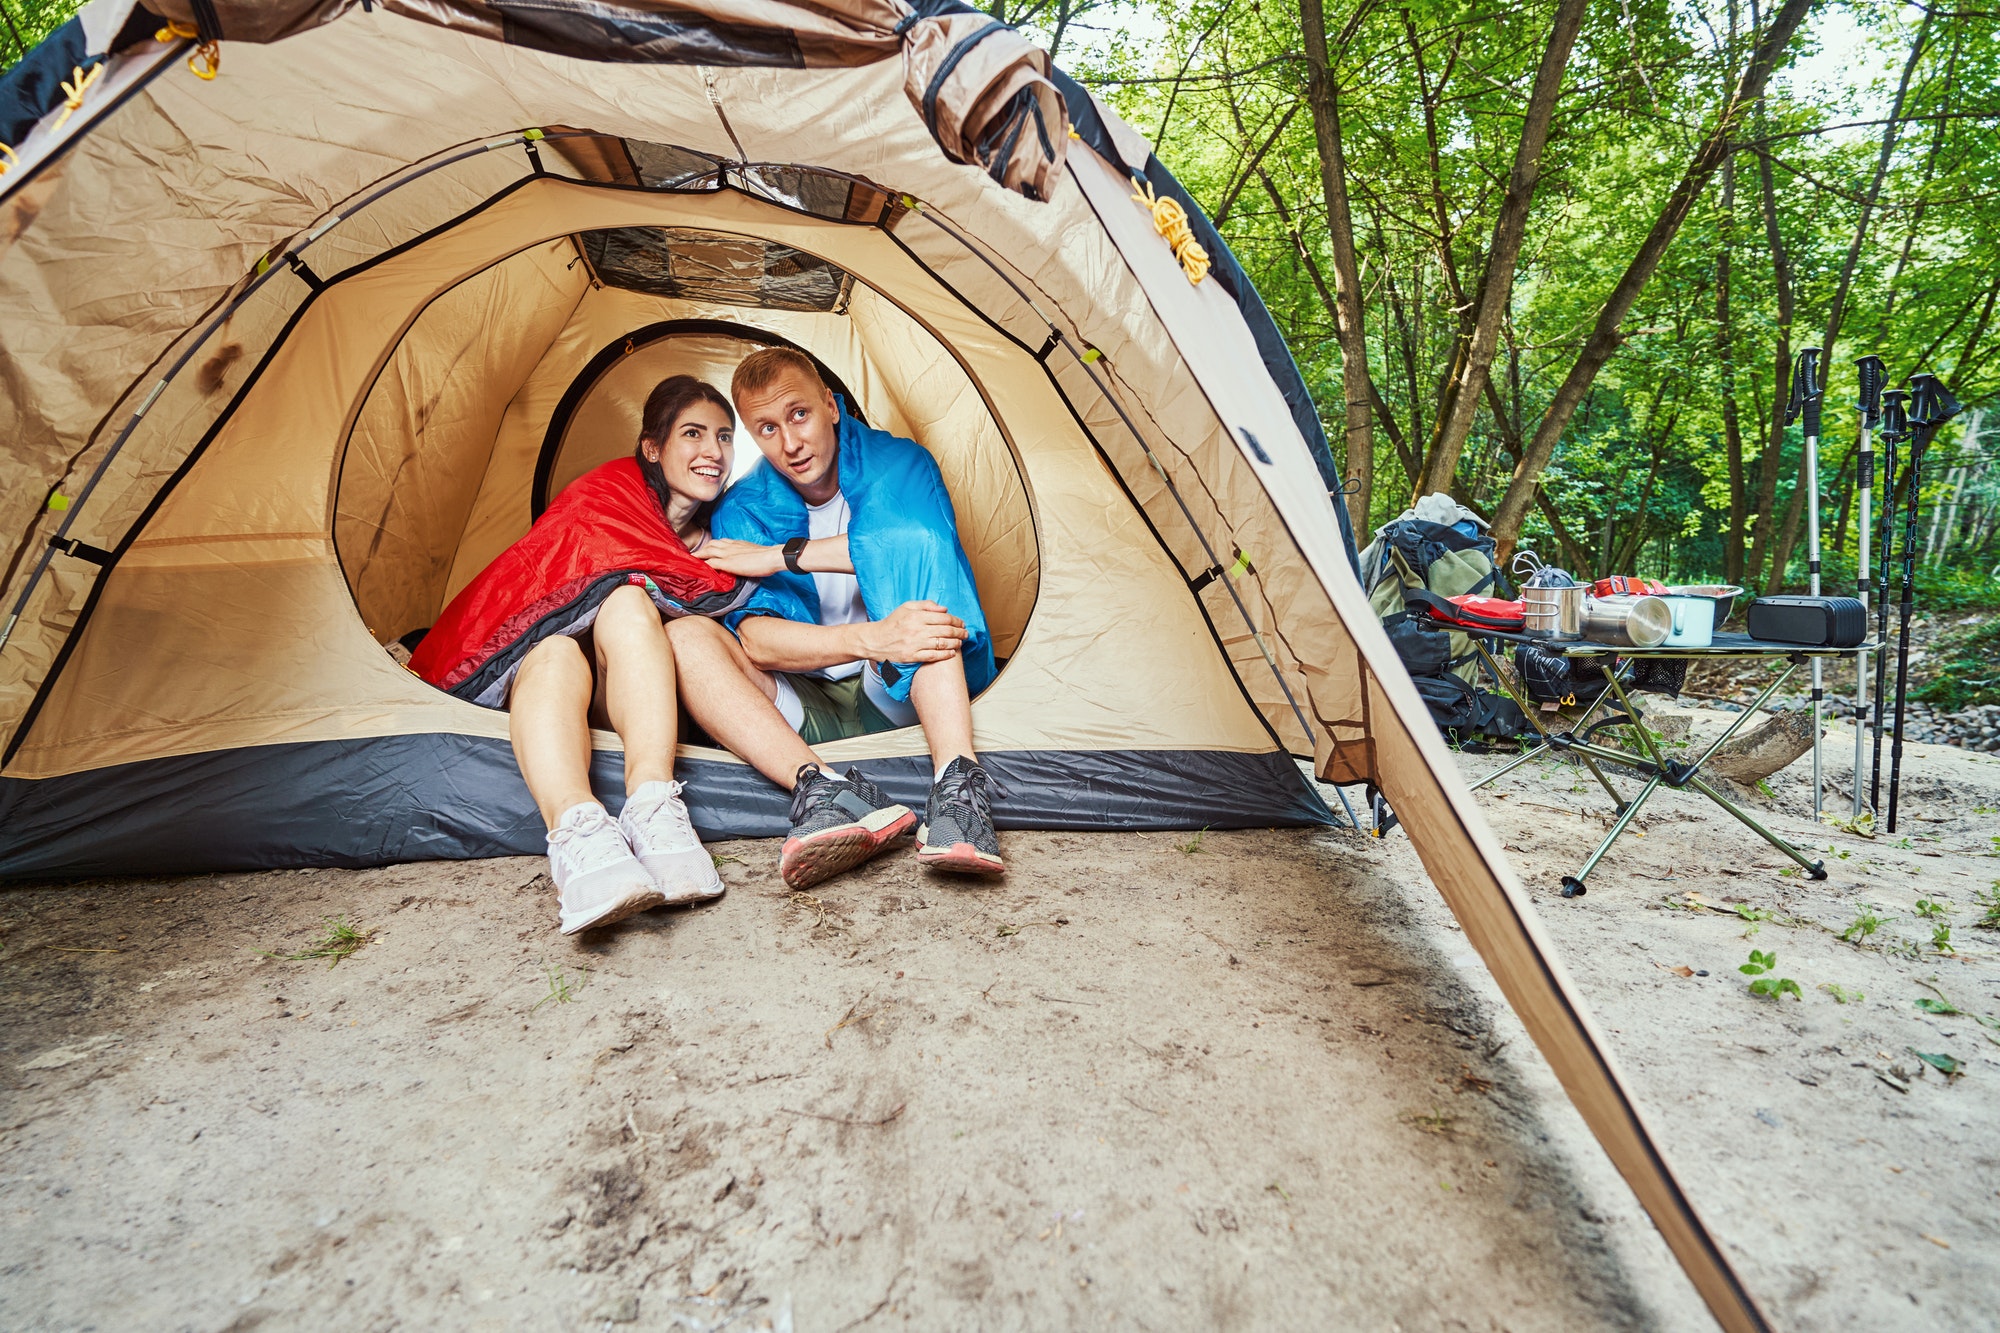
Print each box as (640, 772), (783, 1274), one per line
(697, 535), (851, 578)
(736, 601), (968, 673)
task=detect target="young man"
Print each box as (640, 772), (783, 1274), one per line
(672, 347), (1003, 891)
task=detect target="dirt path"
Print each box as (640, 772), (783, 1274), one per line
(2, 720), (1996, 1331)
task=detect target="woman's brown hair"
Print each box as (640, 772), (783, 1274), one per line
(634, 374), (733, 528)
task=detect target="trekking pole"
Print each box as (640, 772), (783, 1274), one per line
(1851, 355), (1884, 815)
(1887, 372), (1964, 832)
(1784, 348), (1826, 816)
(1870, 389), (1907, 813)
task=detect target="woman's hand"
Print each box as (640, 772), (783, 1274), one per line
(696, 538), (784, 578)
(856, 601), (968, 664)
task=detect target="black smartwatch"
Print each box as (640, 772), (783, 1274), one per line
(782, 537), (809, 574)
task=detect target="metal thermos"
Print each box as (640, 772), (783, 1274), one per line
(1582, 594), (1671, 648)
(1523, 584), (1585, 639)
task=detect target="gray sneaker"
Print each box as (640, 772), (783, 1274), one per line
(916, 757), (1004, 876)
(779, 765), (916, 891)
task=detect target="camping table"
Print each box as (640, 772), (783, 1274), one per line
(1413, 619), (1878, 897)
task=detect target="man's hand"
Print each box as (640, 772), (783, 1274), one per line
(696, 538), (784, 578)
(857, 601), (968, 664)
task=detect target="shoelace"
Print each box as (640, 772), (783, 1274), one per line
(628, 781), (694, 849)
(931, 762), (991, 831)
(548, 806), (630, 873)
(790, 764), (842, 824)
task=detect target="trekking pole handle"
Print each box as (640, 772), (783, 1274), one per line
(1907, 371), (1964, 429)
(1856, 355), (1885, 427)
(1881, 389), (1909, 442)
(1786, 347), (1822, 433)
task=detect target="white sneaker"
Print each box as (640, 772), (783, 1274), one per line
(548, 802), (665, 934)
(619, 780), (725, 905)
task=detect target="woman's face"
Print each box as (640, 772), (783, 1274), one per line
(643, 399), (734, 504)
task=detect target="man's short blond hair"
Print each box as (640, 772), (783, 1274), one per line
(732, 346), (825, 404)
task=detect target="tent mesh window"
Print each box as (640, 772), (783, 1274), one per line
(580, 226), (854, 313)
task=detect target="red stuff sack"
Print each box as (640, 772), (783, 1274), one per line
(1590, 575), (1669, 597)
(1403, 589), (1527, 631)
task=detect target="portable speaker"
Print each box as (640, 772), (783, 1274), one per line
(1746, 595), (1866, 647)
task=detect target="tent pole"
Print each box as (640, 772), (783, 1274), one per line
(1850, 356), (1883, 815)
(1784, 349), (1824, 818)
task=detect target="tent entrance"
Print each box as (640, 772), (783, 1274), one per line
(328, 202), (1044, 668)
(530, 320), (865, 519)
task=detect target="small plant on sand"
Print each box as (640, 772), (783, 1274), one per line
(532, 960), (588, 1012)
(1931, 924), (1954, 955)
(1818, 983), (1864, 1004)
(1177, 828), (1207, 855)
(1840, 905), (1891, 944)
(1740, 949), (1801, 1000)
(1975, 884), (2000, 930)
(1914, 898), (1950, 919)
(264, 915), (372, 968)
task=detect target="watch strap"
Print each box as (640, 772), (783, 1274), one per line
(782, 537), (809, 574)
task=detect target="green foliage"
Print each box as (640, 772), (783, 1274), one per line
(1932, 924), (1954, 954)
(1819, 982), (1863, 1004)
(0, 2), (85, 73)
(1080, 2), (2000, 585)
(263, 916), (372, 968)
(1913, 617), (2000, 710)
(1975, 884), (2000, 929)
(1914, 898), (1950, 919)
(1840, 904), (1891, 943)
(1740, 948), (1801, 999)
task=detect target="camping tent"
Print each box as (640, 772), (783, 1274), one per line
(0, 4), (1769, 1328)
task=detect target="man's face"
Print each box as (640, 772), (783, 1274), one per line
(735, 365), (840, 504)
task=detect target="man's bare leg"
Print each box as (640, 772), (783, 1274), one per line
(668, 616), (916, 889)
(667, 617), (819, 787)
(909, 653), (976, 775)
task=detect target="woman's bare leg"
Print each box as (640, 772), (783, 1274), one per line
(593, 583), (680, 794)
(509, 635), (597, 827)
(667, 616), (822, 787)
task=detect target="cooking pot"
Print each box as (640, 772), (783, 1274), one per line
(1523, 584), (1585, 639)
(1582, 594), (1671, 649)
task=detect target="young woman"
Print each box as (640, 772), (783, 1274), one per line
(408, 376), (753, 934)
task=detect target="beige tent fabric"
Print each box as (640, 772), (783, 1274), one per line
(146, 0), (1066, 195)
(336, 239), (587, 645)
(10, 176), (1273, 779)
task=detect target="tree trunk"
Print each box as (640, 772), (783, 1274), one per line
(1300, 0), (1376, 535)
(1415, 0), (1589, 500)
(1485, 0), (1816, 560)
(1753, 125), (1796, 594)
(1716, 154), (1749, 585)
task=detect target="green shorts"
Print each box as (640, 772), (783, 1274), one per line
(779, 671), (901, 747)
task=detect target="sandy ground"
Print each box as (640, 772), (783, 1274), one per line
(2, 715), (1996, 1331)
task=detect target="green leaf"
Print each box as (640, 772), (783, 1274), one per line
(1914, 997), (1960, 1015)
(1910, 1050), (1961, 1077)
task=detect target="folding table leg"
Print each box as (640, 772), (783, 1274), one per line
(1683, 775), (1827, 879)
(1560, 774), (1664, 897)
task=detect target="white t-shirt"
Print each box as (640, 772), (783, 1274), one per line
(767, 490), (916, 733)
(806, 493), (866, 682)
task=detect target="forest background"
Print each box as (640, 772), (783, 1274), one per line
(4, 0), (1996, 602)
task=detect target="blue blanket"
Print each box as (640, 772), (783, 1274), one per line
(711, 402), (995, 703)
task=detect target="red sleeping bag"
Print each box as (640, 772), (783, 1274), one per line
(409, 457), (751, 707)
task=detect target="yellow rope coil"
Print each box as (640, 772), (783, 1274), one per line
(157, 20), (219, 79)
(50, 63), (103, 132)
(0, 142), (16, 178)
(1130, 178), (1210, 287)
